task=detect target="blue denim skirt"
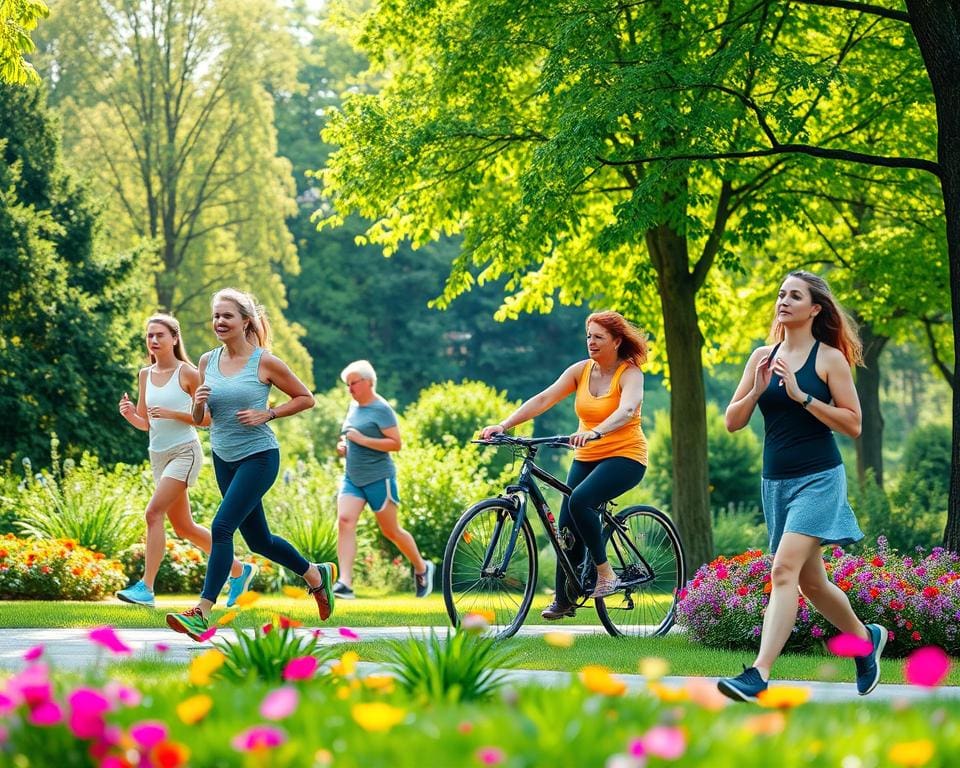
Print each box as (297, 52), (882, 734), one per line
(761, 464), (864, 552)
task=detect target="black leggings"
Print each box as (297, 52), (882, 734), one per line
(554, 456), (647, 599)
(202, 449), (309, 603)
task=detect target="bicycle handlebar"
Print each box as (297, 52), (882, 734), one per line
(471, 434), (575, 448)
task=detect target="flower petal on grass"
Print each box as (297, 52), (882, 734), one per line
(351, 702), (406, 733)
(580, 666), (627, 696)
(756, 686), (811, 709)
(176, 694), (213, 725)
(197, 626), (217, 642)
(826, 633), (872, 658)
(338, 627), (360, 641)
(216, 611), (238, 626)
(88, 626), (132, 655)
(543, 632), (575, 648)
(331, 651), (360, 677)
(638, 657), (669, 680)
(260, 687), (299, 721)
(904, 646), (951, 688)
(22, 645), (43, 662)
(231, 725), (287, 752)
(234, 591), (261, 609)
(282, 586), (308, 599)
(154, 643), (170, 654)
(283, 656), (319, 681)
(888, 740), (935, 767)
(475, 746), (506, 765)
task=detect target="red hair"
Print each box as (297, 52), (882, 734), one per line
(586, 311), (648, 366)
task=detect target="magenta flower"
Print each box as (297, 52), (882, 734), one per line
(22, 645), (44, 662)
(88, 626), (132, 655)
(231, 725), (287, 751)
(28, 700), (63, 726)
(905, 646), (951, 688)
(338, 627), (360, 641)
(475, 746), (506, 765)
(282, 656), (319, 681)
(154, 643), (170, 653)
(260, 687), (299, 720)
(826, 633), (873, 658)
(197, 626), (218, 642)
(642, 726), (686, 760)
(130, 721), (168, 750)
(67, 688), (112, 740)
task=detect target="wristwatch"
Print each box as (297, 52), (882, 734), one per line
(268, 408), (278, 421)
(801, 393), (813, 409)
(592, 429), (603, 438)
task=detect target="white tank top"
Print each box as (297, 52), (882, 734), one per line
(146, 363), (199, 452)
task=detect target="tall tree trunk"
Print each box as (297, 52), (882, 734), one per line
(906, 0), (960, 550)
(647, 224), (713, 571)
(854, 320), (888, 489)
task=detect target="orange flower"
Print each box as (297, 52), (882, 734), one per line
(234, 591), (261, 609)
(580, 665), (627, 696)
(151, 741), (190, 768)
(756, 686), (810, 709)
(888, 740), (935, 767)
(646, 681), (688, 703)
(216, 611), (238, 626)
(176, 694), (213, 724)
(741, 712), (786, 736)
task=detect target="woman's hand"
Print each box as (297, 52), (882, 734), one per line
(236, 409), (272, 426)
(147, 405), (178, 420)
(118, 393), (135, 419)
(342, 427), (364, 445)
(568, 429), (600, 448)
(770, 358), (803, 402)
(751, 354), (774, 398)
(479, 424), (505, 440)
(194, 384), (211, 407)
(336, 438), (347, 457)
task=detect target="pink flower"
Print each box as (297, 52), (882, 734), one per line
(311, 629), (324, 638)
(641, 726), (686, 760)
(338, 627), (360, 641)
(155, 643), (170, 653)
(103, 681), (142, 707)
(22, 645), (44, 662)
(130, 721), (168, 749)
(88, 626), (132, 655)
(904, 646), (951, 688)
(260, 687), (299, 720)
(66, 689), (111, 740)
(28, 700), (63, 726)
(475, 746), (506, 765)
(231, 725), (287, 751)
(826, 633), (873, 657)
(282, 656), (319, 681)
(197, 626), (218, 642)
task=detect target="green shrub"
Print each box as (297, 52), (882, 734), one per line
(116, 538), (209, 593)
(712, 504), (766, 556)
(214, 617), (337, 684)
(14, 449), (148, 557)
(887, 423), (950, 550)
(0, 535), (126, 599)
(307, 385), (353, 461)
(354, 544), (413, 593)
(383, 628), (511, 704)
(646, 403), (761, 511)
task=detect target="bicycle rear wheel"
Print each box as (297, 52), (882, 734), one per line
(595, 505), (685, 637)
(442, 498), (537, 640)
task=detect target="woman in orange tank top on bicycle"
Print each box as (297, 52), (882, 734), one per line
(481, 311), (648, 619)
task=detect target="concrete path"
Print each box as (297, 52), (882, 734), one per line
(1, 627), (956, 704)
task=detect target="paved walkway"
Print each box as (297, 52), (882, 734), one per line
(1, 627), (956, 704)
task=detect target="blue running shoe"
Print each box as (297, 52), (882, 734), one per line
(225, 562), (259, 608)
(855, 623), (888, 696)
(717, 666), (768, 703)
(116, 580), (155, 608)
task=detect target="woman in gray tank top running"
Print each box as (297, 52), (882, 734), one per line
(717, 271), (887, 703)
(165, 289), (336, 641)
(116, 314), (252, 609)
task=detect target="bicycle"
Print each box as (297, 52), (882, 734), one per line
(441, 434), (686, 640)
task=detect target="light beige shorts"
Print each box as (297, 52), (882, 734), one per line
(149, 440), (203, 487)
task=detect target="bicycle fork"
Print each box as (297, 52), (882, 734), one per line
(479, 494), (527, 578)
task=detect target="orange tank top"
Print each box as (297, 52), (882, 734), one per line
(574, 361), (648, 464)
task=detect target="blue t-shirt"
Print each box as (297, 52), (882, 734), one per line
(343, 397), (398, 486)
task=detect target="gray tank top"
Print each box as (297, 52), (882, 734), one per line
(205, 346), (279, 461)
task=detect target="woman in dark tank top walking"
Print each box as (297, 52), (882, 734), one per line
(717, 271), (887, 702)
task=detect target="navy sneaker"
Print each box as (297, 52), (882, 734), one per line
(855, 623), (888, 696)
(415, 560), (435, 598)
(717, 666), (768, 703)
(225, 562), (259, 608)
(332, 580), (356, 599)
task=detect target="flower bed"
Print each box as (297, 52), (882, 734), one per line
(676, 538), (960, 656)
(0, 535), (126, 600)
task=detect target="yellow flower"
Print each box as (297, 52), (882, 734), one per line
(741, 712), (786, 736)
(756, 686), (811, 709)
(336, 686), (351, 700)
(282, 585), (308, 599)
(889, 740), (935, 767)
(234, 591), (261, 609)
(331, 650), (360, 677)
(351, 702), (407, 733)
(638, 657), (669, 680)
(543, 632), (575, 648)
(176, 694), (213, 724)
(580, 665), (627, 696)
(362, 674), (396, 694)
(188, 649), (225, 686)
(216, 611), (238, 626)
(646, 681), (689, 703)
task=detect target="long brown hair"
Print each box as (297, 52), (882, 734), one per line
(768, 271), (863, 366)
(586, 311), (649, 366)
(212, 288), (272, 349)
(146, 314), (192, 365)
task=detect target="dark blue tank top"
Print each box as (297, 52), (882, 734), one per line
(757, 340), (842, 479)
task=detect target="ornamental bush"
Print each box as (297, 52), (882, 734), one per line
(0, 535), (126, 600)
(116, 539), (210, 594)
(676, 537), (960, 656)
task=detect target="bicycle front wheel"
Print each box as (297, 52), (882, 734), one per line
(596, 505), (685, 637)
(442, 498), (538, 640)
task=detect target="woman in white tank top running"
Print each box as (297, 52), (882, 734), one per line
(116, 314), (255, 608)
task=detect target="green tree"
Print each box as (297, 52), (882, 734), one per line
(0, 84), (141, 464)
(0, 0), (47, 84)
(35, 0), (311, 377)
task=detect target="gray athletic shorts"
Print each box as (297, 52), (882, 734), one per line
(149, 440), (203, 487)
